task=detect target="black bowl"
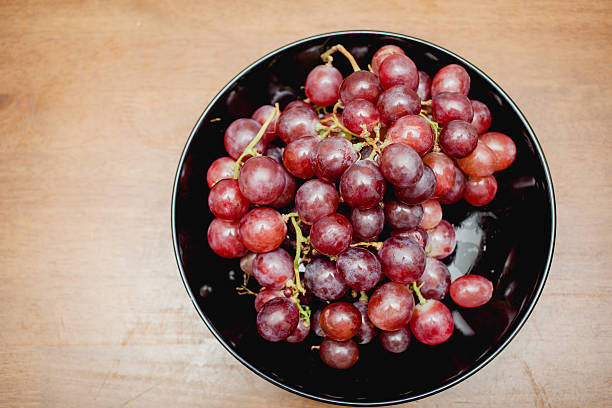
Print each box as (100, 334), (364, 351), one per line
(171, 30), (556, 406)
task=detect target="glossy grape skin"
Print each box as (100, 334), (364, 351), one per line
(422, 152), (456, 198)
(395, 165), (437, 205)
(240, 251), (256, 275)
(427, 220), (456, 259)
(304, 256), (347, 301)
(431, 64), (471, 97)
(438, 166), (467, 205)
(420, 199), (442, 230)
(320, 302), (361, 341)
(418, 258), (451, 300)
(206, 157), (236, 188)
(340, 160), (386, 210)
(470, 100), (492, 135)
(238, 207), (287, 253)
(349, 206), (385, 241)
(282, 136), (318, 179)
(450, 275), (494, 308)
(286, 319), (311, 343)
(269, 167), (297, 208)
(368, 282), (415, 331)
(431, 92), (474, 125)
(410, 299), (454, 345)
(337, 247), (382, 291)
(256, 297), (299, 342)
(264, 145), (283, 163)
(439, 120), (478, 158)
(342, 99), (381, 134)
(310, 213), (353, 256)
(379, 237), (426, 283)
(386, 115), (434, 156)
(319, 338), (359, 369)
(252, 248), (294, 289)
(376, 85), (421, 126)
(371, 44), (405, 75)
(384, 200), (424, 231)
(380, 326), (411, 353)
(305, 65), (343, 106)
(353, 301), (376, 344)
(311, 309), (325, 337)
(456, 139), (497, 177)
(254, 288), (282, 312)
(285, 100), (315, 112)
(480, 132), (517, 171)
(295, 179), (339, 225)
(251, 105), (280, 143)
(208, 178), (250, 220)
(207, 218), (248, 258)
(311, 136), (358, 182)
(380, 143), (424, 188)
(339, 70), (382, 104)
(416, 71), (432, 101)
(378, 54), (419, 90)
(391, 226), (429, 250)
(464, 175), (498, 206)
(277, 106), (318, 144)
(238, 156), (285, 205)
(224, 118), (266, 160)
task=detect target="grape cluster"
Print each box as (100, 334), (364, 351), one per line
(206, 43), (516, 369)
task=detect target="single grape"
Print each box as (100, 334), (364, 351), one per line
(251, 105), (280, 143)
(350, 206), (385, 241)
(450, 274), (494, 308)
(378, 54), (419, 90)
(431, 64), (470, 97)
(379, 237), (426, 283)
(264, 145), (283, 163)
(380, 143), (424, 188)
(384, 200), (424, 231)
(417, 257), (451, 300)
(304, 256), (347, 301)
(295, 179), (339, 225)
(320, 302), (361, 341)
(391, 226), (429, 250)
(438, 166), (467, 204)
(353, 300), (376, 344)
(286, 319), (311, 343)
(422, 152), (456, 198)
(368, 282), (415, 331)
(240, 251), (256, 275)
(410, 299), (454, 345)
(312, 309), (325, 336)
(427, 220), (456, 259)
(206, 156), (236, 188)
(470, 100), (492, 135)
(464, 175), (497, 206)
(416, 70), (432, 101)
(439, 120), (478, 158)
(305, 65), (343, 106)
(238, 156), (286, 205)
(208, 178), (250, 220)
(420, 199), (442, 230)
(277, 106), (318, 144)
(224, 118), (266, 160)
(342, 99), (381, 134)
(319, 338), (359, 369)
(285, 100), (315, 112)
(269, 166), (297, 208)
(207, 218), (247, 258)
(386, 115), (434, 156)
(310, 213), (353, 256)
(394, 164), (437, 205)
(238, 207), (287, 253)
(339, 160), (386, 210)
(380, 326), (411, 353)
(252, 248), (294, 289)
(254, 288), (282, 312)
(371, 44), (405, 75)
(311, 136), (358, 182)
(337, 247), (382, 291)
(456, 139), (497, 177)
(480, 132), (517, 171)
(431, 92), (474, 125)
(376, 85), (421, 126)
(282, 136), (318, 179)
(339, 70), (382, 104)
(256, 297), (299, 342)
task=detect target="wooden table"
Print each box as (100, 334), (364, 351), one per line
(1, 1), (610, 407)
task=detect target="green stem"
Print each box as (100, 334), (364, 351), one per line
(350, 241), (383, 251)
(290, 216), (307, 295)
(233, 103), (279, 178)
(359, 290), (369, 302)
(418, 111), (442, 152)
(411, 281), (427, 305)
(295, 298), (311, 325)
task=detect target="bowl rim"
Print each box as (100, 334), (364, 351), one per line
(171, 29), (557, 406)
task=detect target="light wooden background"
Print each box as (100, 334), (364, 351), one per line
(1, 1), (611, 407)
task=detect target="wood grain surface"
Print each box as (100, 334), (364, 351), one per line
(1, 1), (611, 407)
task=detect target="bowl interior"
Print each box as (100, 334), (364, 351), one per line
(172, 31), (555, 405)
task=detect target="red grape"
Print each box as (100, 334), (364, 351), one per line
(238, 156), (286, 205)
(240, 251), (256, 275)
(285, 100), (315, 112)
(208, 178), (250, 220)
(319, 338), (359, 369)
(368, 282), (415, 331)
(422, 152), (456, 198)
(282, 136), (318, 179)
(207, 218), (247, 258)
(340, 70), (382, 104)
(342, 99), (381, 134)
(410, 299), (454, 345)
(353, 300), (376, 344)
(439, 120), (478, 158)
(339, 160), (386, 209)
(312, 309), (325, 336)
(379, 237), (426, 283)
(277, 106), (318, 144)
(311, 136), (358, 182)
(391, 226), (429, 250)
(431, 92), (474, 125)
(416, 70), (432, 101)
(349, 206), (385, 241)
(251, 105), (280, 143)
(420, 199), (442, 230)
(378, 54), (419, 90)
(224, 118), (266, 160)
(450, 275), (493, 308)
(337, 247), (382, 291)
(376, 85), (421, 126)
(256, 297), (299, 342)
(371, 44), (405, 75)
(386, 115), (434, 156)
(305, 65), (343, 106)
(438, 166), (467, 204)
(427, 220), (456, 259)
(252, 248), (294, 289)
(304, 256), (347, 301)
(431, 64), (470, 97)
(480, 132), (517, 171)
(254, 288), (282, 312)
(380, 143), (424, 188)
(206, 156), (236, 188)
(456, 139), (497, 177)
(238, 207), (287, 253)
(380, 326), (411, 353)
(295, 179), (339, 225)
(310, 213), (353, 256)
(470, 100), (492, 135)
(395, 164), (437, 205)
(286, 319), (311, 343)
(269, 166), (297, 208)
(464, 175), (497, 206)
(417, 257), (451, 300)
(320, 302), (361, 341)
(384, 200), (424, 230)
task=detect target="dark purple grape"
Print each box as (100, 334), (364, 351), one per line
(379, 236), (426, 283)
(207, 218), (247, 258)
(305, 65), (343, 106)
(238, 156), (286, 205)
(337, 248), (382, 291)
(310, 213), (353, 256)
(339, 70), (382, 104)
(238, 208), (286, 253)
(320, 302), (361, 341)
(378, 54), (419, 90)
(418, 257), (451, 300)
(353, 300), (376, 344)
(349, 206), (385, 241)
(380, 143), (423, 188)
(251, 105), (280, 143)
(252, 248), (294, 289)
(386, 115), (434, 157)
(224, 118), (266, 160)
(376, 85), (421, 126)
(431, 92), (474, 125)
(312, 309), (325, 336)
(286, 319), (311, 343)
(438, 166), (466, 205)
(427, 220), (456, 259)
(416, 70), (431, 101)
(304, 256), (347, 301)
(380, 326), (411, 353)
(422, 152), (456, 198)
(339, 160), (386, 210)
(269, 166), (297, 209)
(371, 45), (405, 75)
(391, 226), (429, 250)
(208, 178), (250, 220)
(384, 200), (424, 231)
(264, 145), (283, 164)
(277, 106), (318, 144)
(439, 120), (478, 158)
(395, 165), (437, 205)
(311, 137), (358, 182)
(319, 338), (359, 369)
(282, 136), (318, 179)
(431, 64), (471, 97)
(342, 99), (381, 134)
(295, 179), (339, 225)
(368, 282), (415, 331)
(256, 297), (299, 342)
(206, 157), (236, 188)
(470, 100), (492, 135)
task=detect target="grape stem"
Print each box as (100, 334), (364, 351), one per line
(419, 110), (442, 152)
(320, 44), (361, 72)
(233, 103), (279, 178)
(359, 290), (369, 302)
(295, 297), (311, 325)
(350, 241), (383, 251)
(288, 215), (308, 295)
(411, 281), (427, 305)
(235, 285), (258, 296)
(421, 99), (432, 107)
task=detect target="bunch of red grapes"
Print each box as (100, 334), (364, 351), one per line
(206, 43), (516, 369)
